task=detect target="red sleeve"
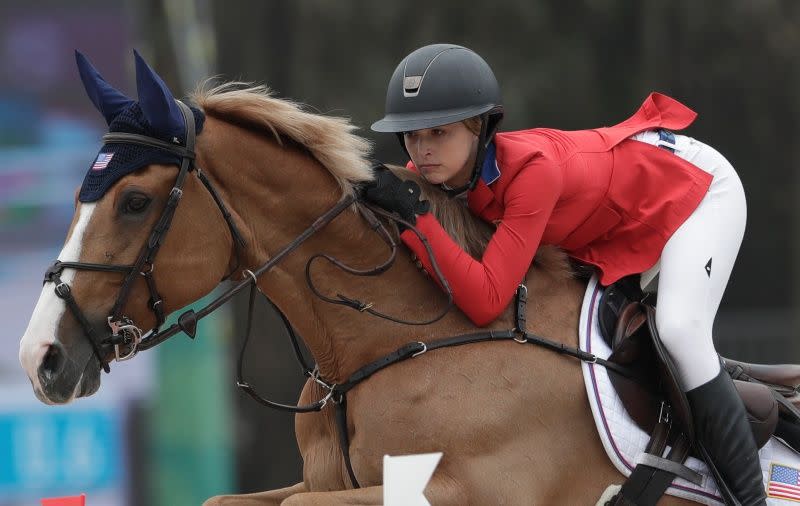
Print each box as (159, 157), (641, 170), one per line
(400, 162), (562, 326)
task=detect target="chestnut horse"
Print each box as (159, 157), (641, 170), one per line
(18, 57), (696, 505)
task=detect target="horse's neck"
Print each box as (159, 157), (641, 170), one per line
(199, 122), (471, 383)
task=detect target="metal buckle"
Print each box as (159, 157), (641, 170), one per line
(107, 316), (144, 361)
(243, 269), (258, 284)
(513, 332), (527, 344)
(54, 282), (70, 297)
(658, 401), (671, 425)
(140, 262), (155, 276)
(412, 342), (427, 358)
(309, 366), (334, 390)
(307, 366), (338, 409)
(319, 387), (337, 409)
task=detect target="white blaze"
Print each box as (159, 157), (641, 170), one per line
(19, 203), (96, 391)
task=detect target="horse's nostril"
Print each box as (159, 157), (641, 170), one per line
(39, 344), (64, 382)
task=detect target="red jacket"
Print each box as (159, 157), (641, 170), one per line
(401, 92), (713, 326)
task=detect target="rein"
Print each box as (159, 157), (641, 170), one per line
(303, 204), (455, 325)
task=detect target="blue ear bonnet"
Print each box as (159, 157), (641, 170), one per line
(78, 102), (205, 202)
(76, 50), (206, 203)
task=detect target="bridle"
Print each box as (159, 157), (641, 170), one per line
(44, 101), (236, 372)
(42, 99), (454, 375)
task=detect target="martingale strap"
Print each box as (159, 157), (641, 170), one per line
(235, 281), (329, 413)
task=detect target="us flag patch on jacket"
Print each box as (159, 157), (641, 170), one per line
(768, 463), (800, 502)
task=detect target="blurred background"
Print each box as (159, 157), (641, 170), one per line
(0, 0), (798, 504)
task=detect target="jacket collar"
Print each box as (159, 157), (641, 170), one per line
(480, 142), (501, 185)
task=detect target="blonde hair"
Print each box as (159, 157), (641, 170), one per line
(462, 116), (482, 136)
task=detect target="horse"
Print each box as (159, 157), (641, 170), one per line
(18, 52), (697, 505)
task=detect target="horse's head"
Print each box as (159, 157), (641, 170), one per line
(19, 51), (234, 404)
(20, 49), (504, 405)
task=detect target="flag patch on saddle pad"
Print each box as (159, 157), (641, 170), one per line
(768, 463), (800, 502)
(92, 152), (114, 171)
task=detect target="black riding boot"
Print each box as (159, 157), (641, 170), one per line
(687, 369), (766, 506)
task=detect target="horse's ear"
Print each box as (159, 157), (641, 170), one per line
(133, 49), (185, 140)
(75, 50), (134, 125)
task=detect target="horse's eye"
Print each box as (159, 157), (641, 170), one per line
(123, 194), (151, 214)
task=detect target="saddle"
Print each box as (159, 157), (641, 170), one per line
(597, 275), (800, 505)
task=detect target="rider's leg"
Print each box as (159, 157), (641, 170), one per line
(655, 135), (765, 505)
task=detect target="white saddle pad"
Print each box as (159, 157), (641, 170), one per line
(579, 275), (800, 504)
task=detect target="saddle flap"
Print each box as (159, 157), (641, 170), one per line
(606, 301), (780, 451)
(605, 303), (663, 437)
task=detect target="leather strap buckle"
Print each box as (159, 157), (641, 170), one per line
(54, 282), (71, 298)
(411, 342), (428, 358)
(513, 283), (528, 343)
(658, 401), (671, 425)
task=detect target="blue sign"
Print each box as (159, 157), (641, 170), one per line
(0, 408), (122, 498)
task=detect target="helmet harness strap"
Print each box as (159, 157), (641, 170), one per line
(395, 107), (504, 199)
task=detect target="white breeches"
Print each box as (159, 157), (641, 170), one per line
(633, 131), (747, 391)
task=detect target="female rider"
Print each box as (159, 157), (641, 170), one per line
(365, 44), (764, 505)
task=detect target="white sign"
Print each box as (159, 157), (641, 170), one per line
(383, 452), (442, 506)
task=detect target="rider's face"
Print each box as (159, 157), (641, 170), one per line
(403, 121), (478, 187)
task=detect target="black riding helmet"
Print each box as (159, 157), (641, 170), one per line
(372, 44), (504, 196)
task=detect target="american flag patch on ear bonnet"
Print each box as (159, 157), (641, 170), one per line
(91, 152), (114, 170)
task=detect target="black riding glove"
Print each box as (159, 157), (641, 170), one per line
(363, 165), (430, 225)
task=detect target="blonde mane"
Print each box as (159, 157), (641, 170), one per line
(191, 82), (573, 280)
(192, 82), (373, 197)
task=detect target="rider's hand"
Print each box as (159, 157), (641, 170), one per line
(362, 164), (430, 225)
